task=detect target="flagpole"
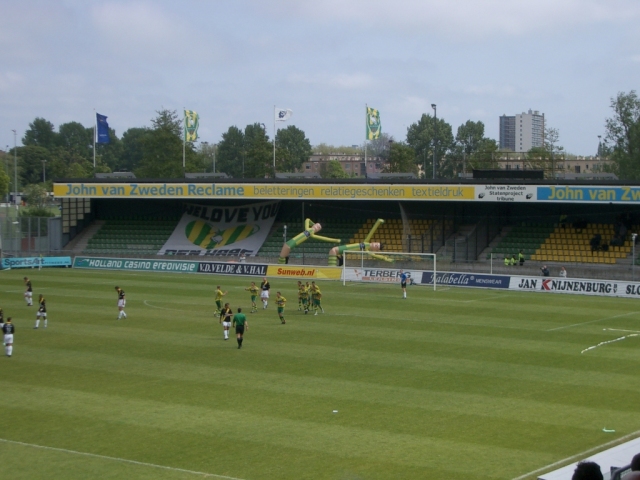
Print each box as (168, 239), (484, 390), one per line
(182, 107), (186, 177)
(273, 105), (276, 177)
(93, 108), (96, 172)
(364, 104), (368, 179)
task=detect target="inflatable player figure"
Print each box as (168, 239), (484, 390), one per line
(327, 219), (393, 266)
(278, 218), (340, 264)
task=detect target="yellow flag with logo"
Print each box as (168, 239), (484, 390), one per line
(184, 109), (199, 142)
(366, 106), (381, 140)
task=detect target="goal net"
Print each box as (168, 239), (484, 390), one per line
(342, 251), (437, 291)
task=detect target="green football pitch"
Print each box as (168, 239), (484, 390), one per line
(1, 268), (639, 480)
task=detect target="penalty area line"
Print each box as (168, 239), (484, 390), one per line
(547, 311), (640, 331)
(511, 429), (640, 480)
(0, 438), (245, 479)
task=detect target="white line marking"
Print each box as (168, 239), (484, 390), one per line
(511, 429), (640, 480)
(143, 300), (186, 312)
(0, 438), (245, 479)
(462, 294), (506, 303)
(605, 328), (640, 334)
(547, 311), (639, 331)
(581, 334), (639, 354)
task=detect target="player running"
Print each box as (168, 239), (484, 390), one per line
(276, 292), (287, 324)
(34, 294), (47, 329)
(214, 286), (228, 315)
(245, 282), (259, 313)
(310, 281), (324, 315)
(297, 281), (303, 310)
(24, 277), (33, 306)
(115, 286), (127, 319)
(399, 270), (408, 299)
(219, 303), (233, 340)
(260, 277), (271, 309)
(304, 282), (311, 314)
(3, 317), (14, 357)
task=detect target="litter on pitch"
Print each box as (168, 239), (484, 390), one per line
(333, 410), (338, 413)
(603, 428), (616, 433)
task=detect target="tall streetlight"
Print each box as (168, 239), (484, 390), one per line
(11, 130), (17, 207)
(431, 104), (437, 179)
(633, 233), (637, 281)
(597, 135), (602, 169)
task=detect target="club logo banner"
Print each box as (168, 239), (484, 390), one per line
(159, 201), (279, 257)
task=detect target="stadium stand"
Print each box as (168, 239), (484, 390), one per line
(351, 218), (435, 252)
(491, 223), (555, 261)
(83, 218), (178, 255)
(531, 223), (632, 264)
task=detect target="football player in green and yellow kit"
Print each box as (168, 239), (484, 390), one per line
(245, 282), (259, 313)
(276, 291), (287, 324)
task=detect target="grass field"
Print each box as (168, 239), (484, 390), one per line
(1, 268), (639, 480)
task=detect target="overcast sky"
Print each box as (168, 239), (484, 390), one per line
(1, 0), (639, 156)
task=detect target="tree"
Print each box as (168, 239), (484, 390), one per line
(22, 183), (48, 209)
(366, 133), (394, 161)
(57, 122), (92, 159)
(216, 126), (245, 178)
(605, 90), (640, 179)
(17, 146), (49, 186)
(120, 127), (148, 172)
(406, 113), (454, 178)
(23, 118), (57, 149)
(243, 123), (271, 178)
(151, 108), (182, 137)
(313, 144), (361, 155)
(383, 143), (418, 174)
(0, 166), (9, 198)
(468, 139), (500, 170)
(455, 121), (485, 157)
(320, 160), (350, 179)
(135, 109), (197, 178)
(544, 126), (564, 175)
(275, 125), (312, 172)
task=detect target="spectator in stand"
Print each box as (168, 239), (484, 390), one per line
(541, 266), (550, 277)
(559, 266), (567, 278)
(571, 461), (603, 480)
(504, 256), (510, 266)
(590, 234), (602, 252)
(509, 255), (517, 266)
(518, 250), (525, 266)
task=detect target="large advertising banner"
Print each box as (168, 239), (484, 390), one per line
(1, 256), (72, 270)
(53, 183), (475, 201)
(422, 271), (511, 288)
(74, 257), (199, 272)
(475, 185), (537, 203)
(267, 265), (342, 280)
(343, 267), (423, 284)
(509, 275), (640, 299)
(159, 201), (279, 257)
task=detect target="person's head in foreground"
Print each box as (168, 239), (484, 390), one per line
(572, 461), (603, 480)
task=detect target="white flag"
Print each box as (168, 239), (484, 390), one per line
(275, 108), (293, 122)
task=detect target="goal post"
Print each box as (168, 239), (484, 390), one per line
(341, 251), (437, 291)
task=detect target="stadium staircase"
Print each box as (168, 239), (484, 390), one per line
(490, 223), (556, 263)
